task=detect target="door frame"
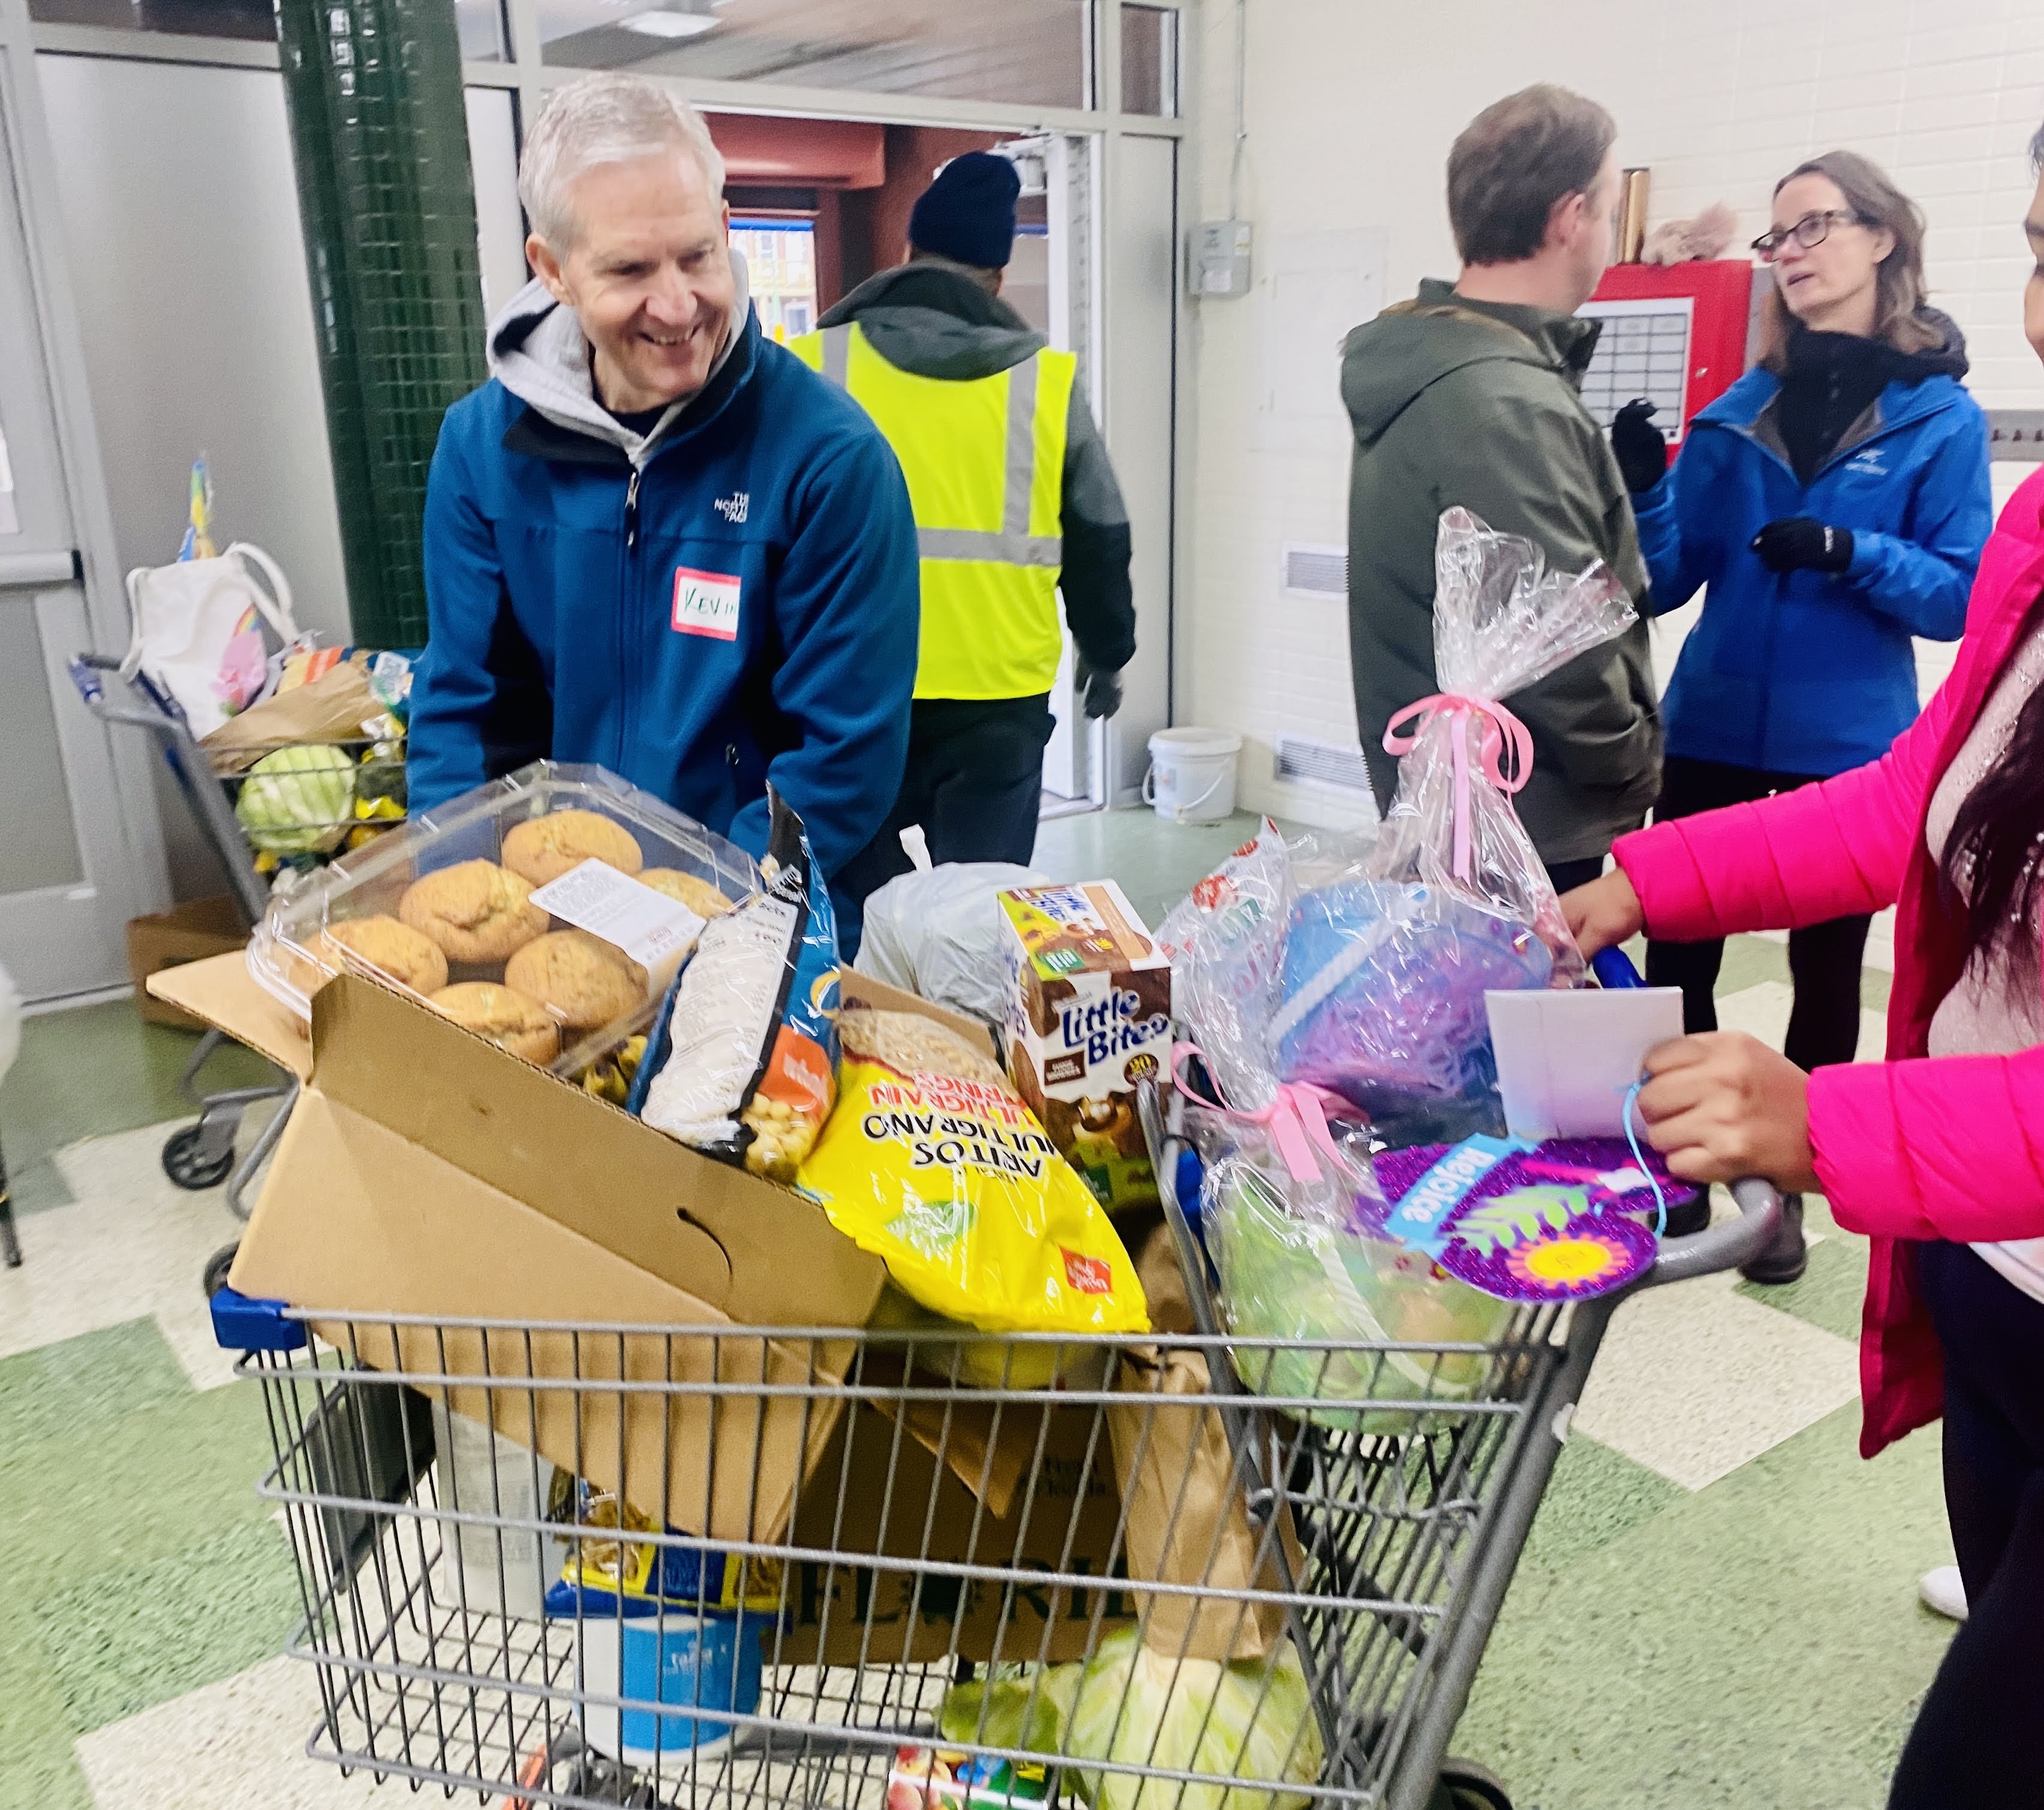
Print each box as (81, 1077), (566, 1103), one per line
(0, 0), (170, 1000)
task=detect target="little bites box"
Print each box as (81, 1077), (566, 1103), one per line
(998, 881), (1172, 1211)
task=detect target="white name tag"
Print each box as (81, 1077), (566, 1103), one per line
(672, 565), (741, 640)
(529, 859), (707, 979)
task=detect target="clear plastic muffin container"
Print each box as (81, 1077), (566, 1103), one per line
(247, 761), (761, 1077)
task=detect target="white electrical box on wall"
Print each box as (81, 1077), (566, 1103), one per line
(1189, 220), (1252, 296)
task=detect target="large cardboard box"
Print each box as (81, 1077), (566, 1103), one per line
(147, 955), (1134, 1640)
(127, 895), (249, 1030)
(152, 954), (902, 1543)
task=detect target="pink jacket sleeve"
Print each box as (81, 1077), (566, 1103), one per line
(1612, 678), (1962, 940)
(1811, 1046), (2044, 1242)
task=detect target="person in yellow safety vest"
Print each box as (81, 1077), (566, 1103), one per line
(790, 152), (1135, 891)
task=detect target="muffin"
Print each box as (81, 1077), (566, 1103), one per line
(398, 861), (549, 963)
(504, 930), (649, 1031)
(428, 983), (559, 1065)
(318, 914), (449, 996)
(637, 868), (736, 918)
(501, 810), (645, 887)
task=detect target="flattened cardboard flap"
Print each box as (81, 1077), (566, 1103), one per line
(309, 975), (886, 1330)
(146, 951), (312, 1080)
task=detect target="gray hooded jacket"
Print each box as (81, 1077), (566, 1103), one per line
(817, 260), (1135, 679)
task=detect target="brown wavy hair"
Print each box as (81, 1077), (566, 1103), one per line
(1756, 150), (1939, 369)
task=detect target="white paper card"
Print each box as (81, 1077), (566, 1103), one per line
(1484, 985), (1685, 1140)
(528, 859), (706, 977)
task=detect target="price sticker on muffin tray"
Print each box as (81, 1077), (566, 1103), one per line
(529, 859), (706, 979)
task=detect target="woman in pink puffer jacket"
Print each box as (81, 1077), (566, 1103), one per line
(1563, 127), (2044, 1809)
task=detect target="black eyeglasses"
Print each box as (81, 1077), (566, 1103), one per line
(1751, 209), (1868, 261)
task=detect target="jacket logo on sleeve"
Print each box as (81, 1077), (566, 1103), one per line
(672, 565), (742, 640)
(713, 490), (749, 523)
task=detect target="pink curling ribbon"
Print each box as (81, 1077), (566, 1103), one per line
(1173, 1043), (1352, 1186)
(1381, 692), (1536, 882)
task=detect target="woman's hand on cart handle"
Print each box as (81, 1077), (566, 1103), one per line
(1633, 1032), (1820, 1195)
(1561, 868), (1645, 958)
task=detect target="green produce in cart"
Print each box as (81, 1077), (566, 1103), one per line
(236, 744), (356, 856)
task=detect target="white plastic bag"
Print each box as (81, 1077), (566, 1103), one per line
(854, 862), (1044, 1023)
(122, 543), (299, 735)
(1271, 509), (1635, 1125)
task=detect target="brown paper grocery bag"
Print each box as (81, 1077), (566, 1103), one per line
(201, 660), (384, 775)
(1107, 1345), (1302, 1663)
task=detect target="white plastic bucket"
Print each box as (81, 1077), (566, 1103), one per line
(1142, 727), (1243, 824)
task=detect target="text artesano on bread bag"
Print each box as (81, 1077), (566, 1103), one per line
(998, 881), (1172, 1212)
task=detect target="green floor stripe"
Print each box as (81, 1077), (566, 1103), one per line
(1522, 1433), (1686, 1573)
(1738, 1232), (1871, 1345)
(0, 1320), (192, 1460)
(1461, 1400), (1952, 1809)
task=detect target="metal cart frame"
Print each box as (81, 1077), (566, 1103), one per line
(210, 1086), (1777, 1810)
(70, 653), (296, 1220)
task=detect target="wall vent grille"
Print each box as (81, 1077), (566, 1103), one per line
(1281, 543), (1348, 599)
(1274, 734), (1372, 792)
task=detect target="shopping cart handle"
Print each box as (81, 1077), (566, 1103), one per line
(68, 656), (106, 706)
(1637, 1175), (1782, 1288)
(209, 1285), (309, 1353)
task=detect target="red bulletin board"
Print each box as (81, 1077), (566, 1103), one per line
(1579, 259), (1758, 445)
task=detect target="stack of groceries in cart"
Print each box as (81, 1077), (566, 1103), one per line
(194, 512), (1705, 1808)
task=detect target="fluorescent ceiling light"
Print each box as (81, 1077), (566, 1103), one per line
(621, 9), (718, 35)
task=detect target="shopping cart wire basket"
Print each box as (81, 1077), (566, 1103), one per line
(211, 1086), (1778, 1810)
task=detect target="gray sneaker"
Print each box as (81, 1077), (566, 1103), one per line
(1739, 1192), (1807, 1285)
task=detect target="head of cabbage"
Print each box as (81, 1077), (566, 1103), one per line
(938, 1628), (1323, 1810)
(236, 744), (357, 856)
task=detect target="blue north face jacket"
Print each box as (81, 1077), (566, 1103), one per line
(410, 274), (919, 934)
(1635, 355), (1991, 776)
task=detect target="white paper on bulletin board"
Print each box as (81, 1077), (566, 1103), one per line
(1575, 295), (1694, 444)
(1253, 229), (1387, 453)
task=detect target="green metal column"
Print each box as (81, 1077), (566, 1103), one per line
(276, 0), (489, 648)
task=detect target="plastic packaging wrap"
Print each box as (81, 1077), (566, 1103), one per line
(1274, 509), (1635, 1124)
(1155, 819), (1291, 1114)
(246, 761), (758, 1077)
(1206, 1159), (1513, 1430)
(641, 789), (838, 1180)
(856, 863), (1046, 1023)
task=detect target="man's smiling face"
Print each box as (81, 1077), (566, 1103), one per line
(529, 150), (736, 415)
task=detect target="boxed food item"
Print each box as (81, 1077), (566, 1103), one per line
(247, 761), (757, 1076)
(127, 894), (248, 1030)
(998, 881), (1172, 1212)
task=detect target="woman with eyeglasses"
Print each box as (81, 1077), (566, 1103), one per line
(1564, 124), (2044, 1806)
(1610, 150), (1992, 1285)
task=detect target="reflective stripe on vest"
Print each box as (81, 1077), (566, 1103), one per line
(791, 320), (1073, 700)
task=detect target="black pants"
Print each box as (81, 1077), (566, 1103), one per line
(1643, 756), (1870, 1071)
(838, 694), (1054, 896)
(1888, 1242), (2044, 1808)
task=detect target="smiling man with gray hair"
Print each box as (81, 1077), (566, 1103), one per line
(408, 73), (919, 947)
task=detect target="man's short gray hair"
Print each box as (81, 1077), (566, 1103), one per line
(519, 74), (727, 251)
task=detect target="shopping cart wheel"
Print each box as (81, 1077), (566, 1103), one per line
(1438, 1758), (1513, 1809)
(201, 1241), (240, 1299)
(162, 1122), (234, 1190)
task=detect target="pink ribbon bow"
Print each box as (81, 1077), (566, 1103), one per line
(1173, 1043), (1353, 1186)
(1381, 692), (1536, 882)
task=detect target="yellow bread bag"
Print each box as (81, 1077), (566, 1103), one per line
(797, 1010), (1148, 1337)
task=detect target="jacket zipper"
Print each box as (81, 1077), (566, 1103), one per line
(619, 460), (643, 771)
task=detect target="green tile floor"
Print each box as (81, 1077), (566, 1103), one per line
(0, 807), (1953, 1808)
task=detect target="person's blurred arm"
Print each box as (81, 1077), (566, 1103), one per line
(1059, 381), (1136, 687)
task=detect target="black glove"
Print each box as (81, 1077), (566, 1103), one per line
(1750, 516), (1855, 574)
(1609, 397), (1669, 495)
(1081, 664), (1123, 720)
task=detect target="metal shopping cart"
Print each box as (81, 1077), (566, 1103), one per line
(69, 653), (398, 1219)
(209, 1086), (1779, 1810)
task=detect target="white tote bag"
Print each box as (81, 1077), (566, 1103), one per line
(122, 541), (300, 735)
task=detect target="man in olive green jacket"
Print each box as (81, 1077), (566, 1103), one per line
(1345, 85), (1659, 887)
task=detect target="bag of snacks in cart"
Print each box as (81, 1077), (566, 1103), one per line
(1269, 507), (1636, 1140)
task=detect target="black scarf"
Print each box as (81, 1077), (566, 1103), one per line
(1775, 315), (1967, 484)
